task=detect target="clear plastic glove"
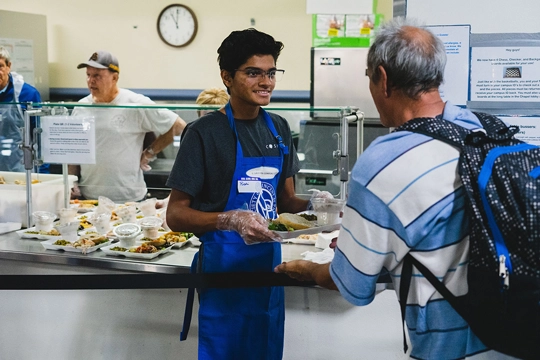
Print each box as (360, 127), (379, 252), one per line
(307, 189), (334, 210)
(216, 210), (282, 245)
(140, 150), (156, 172)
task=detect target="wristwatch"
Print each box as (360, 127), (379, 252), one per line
(145, 147), (157, 156)
(144, 147), (157, 161)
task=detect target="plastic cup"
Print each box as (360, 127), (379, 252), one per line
(91, 212), (112, 235)
(113, 223), (141, 247)
(97, 196), (116, 214)
(139, 216), (163, 239)
(311, 198), (345, 226)
(56, 221), (80, 242)
(139, 198), (157, 217)
(117, 205), (137, 223)
(57, 208), (78, 225)
(32, 211), (57, 232)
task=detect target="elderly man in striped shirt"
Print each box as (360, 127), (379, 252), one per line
(276, 18), (515, 360)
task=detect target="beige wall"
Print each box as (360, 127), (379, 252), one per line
(1, 0), (392, 91)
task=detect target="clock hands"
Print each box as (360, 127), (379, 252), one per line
(172, 8), (179, 29)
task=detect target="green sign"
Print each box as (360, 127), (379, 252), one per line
(312, 10), (383, 48)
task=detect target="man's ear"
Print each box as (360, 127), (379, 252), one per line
(221, 69), (232, 88)
(378, 65), (391, 97)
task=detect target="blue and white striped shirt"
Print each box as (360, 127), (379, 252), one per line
(330, 103), (511, 359)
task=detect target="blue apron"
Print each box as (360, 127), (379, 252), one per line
(188, 103), (288, 360)
(0, 74), (25, 172)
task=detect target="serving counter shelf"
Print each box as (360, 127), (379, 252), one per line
(0, 230), (352, 290)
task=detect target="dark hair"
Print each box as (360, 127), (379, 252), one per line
(217, 28), (284, 75)
(367, 18), (446, 99)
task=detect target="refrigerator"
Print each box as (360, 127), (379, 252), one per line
(295, 47), (388, 196)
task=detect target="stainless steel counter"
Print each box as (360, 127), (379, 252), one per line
(0, 230), (321, 275)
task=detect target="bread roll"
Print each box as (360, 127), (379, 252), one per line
(274, 213), (315, 230)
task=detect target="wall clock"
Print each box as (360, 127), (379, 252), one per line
(157, 4), (198, 47)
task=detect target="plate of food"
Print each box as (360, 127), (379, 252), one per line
(16, 227), (61, 240)
(100, 241), (174, 260)
(283, 233), (319, 245)
(70, 199), (98, 213)
(41, 234), (111, 254)
(268, 213), (341, 239)
(148, 231), (198, 249)
(75, 213), (95, 231)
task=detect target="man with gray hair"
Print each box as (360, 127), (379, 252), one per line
(0, 46), (41, 172)
(69, 50), (186, 202)
(276, 18), (513, 359)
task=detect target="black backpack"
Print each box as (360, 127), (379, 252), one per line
(396, 112), (540, 359)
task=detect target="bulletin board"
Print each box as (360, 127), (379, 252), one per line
(406, 0), (539, 34)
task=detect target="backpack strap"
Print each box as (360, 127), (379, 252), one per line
(395, 113), (519, 147)
(472, 111), (519, 141)
(400, 253), (471, 353)
(394, 117), (468, 149)
(399, 254), (413, 354)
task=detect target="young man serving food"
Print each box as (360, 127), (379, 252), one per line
(166, 28), (317, 360)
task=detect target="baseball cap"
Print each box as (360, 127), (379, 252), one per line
(77, 51), (120, 73)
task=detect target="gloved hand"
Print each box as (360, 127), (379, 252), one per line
(140, 149), (156, 172)
(216, 210), (282, 245)
(307, 189), (334, 210)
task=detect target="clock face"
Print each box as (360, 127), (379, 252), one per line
(157, 4), (198, 47)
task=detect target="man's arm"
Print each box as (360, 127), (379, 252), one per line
(166, 189), (220, 234)
(166, 188), (280, 244)
(274, 261), (337, 290)
(277, 177), (310, 214)
(68, 164), (81, 199)
(140, 117), (186, 170)
(144, 117), (186, 155)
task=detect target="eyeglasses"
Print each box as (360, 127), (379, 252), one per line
(234, 68), (285, 82)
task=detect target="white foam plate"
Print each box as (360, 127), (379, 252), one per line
(16, 227), (62, 240)
(75, 204), (97, 213)
(273, 223), (341, 240)
(141, 232), (198, 249)
(283, 237), (317, 245)
(100, 243), (174, 260)
(172, 235), (199, 249)
(41, 238), (112, 253)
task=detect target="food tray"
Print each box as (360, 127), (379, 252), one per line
(171, 235), (199, 249)
(41, 238), (112, 253)
(16, 227), (62, 240)
(141, 231), (198, 249)
(273, 223), (341, 240)
(282, 237), (317, 245)
(76, 205), (96, 213)
(100, 243), (174, 260)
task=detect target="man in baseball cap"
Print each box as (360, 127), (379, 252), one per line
(69, 50), (186, 202)
(77, 50), (119, 73)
